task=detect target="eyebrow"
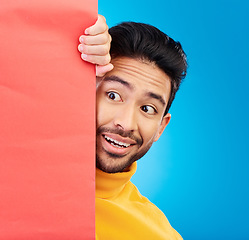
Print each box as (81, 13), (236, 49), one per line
(146, 92), (166, 107)
(102, 75), (133, 89)
(103, 75), (166, 107)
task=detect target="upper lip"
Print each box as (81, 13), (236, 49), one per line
(103, 132), (137, 146)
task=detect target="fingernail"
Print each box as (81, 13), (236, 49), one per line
(79, 36), (84, 43)
(81, 54), (87, 60)
(78, 44), (83, 52)
(84, 28), (89, 35)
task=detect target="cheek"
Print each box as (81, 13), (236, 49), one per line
(96, 98), (115, 127)
(139, 121), (161, 145)
(96, 95), (105, 125)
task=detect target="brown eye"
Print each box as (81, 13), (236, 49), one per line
(107, 91), (122, 102)
(141, 105), (157, 115)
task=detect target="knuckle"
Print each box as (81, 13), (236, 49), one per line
(100, 25), (107, 33)
(102, 34), (109, 44)
(102, 45), (110, 55)
(99, 14), (106, 23)
(102, 54), (111, 65)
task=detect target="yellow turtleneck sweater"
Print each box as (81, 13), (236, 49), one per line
(95, 162), (183, 240)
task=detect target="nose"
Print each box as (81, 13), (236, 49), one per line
(113, 104), (138, 132)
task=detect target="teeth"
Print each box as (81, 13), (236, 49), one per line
(104, 136), (131, 148)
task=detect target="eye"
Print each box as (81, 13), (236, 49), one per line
(107, 91), (122, 102)
(141, 105), (157, 115)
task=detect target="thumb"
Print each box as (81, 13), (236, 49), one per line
(96, 63), (114, 77)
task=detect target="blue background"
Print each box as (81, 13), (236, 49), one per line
(99, 1), (249, 239)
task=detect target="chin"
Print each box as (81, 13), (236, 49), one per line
(96, 154), (136, 173)
(96, 142), (151, 173)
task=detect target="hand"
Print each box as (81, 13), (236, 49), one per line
(78, 15), (113, 77)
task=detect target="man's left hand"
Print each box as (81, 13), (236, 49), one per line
(78, 15), (113, 77)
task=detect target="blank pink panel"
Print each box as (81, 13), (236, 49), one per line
(0, 1), (97, 239)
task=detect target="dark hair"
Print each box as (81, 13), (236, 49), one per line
(109, 22), (187, 115)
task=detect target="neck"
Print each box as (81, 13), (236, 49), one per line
(95, 162), (137, 199)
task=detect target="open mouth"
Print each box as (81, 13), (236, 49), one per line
(104, 135), (131, 148)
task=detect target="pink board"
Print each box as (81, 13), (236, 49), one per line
(0, 0), (96, 239)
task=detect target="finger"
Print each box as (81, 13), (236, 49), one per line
(81, 53), (111, 66)
(85, 15), (107, 36)
(78, 43), (110, 56)
(96, 64), (114, 77)
(79, 32), (111, 45)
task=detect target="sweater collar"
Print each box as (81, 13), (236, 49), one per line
(96, 162), (137, 199)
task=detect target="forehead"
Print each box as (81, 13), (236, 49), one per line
(103, 57), (171, 101)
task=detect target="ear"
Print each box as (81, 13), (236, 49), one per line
(154, 113), (171, 142)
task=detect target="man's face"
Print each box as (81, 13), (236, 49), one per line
(96, 57), (171, 173)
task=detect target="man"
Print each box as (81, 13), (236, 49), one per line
(80, 20), (187, 240)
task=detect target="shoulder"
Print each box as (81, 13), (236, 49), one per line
(126, 181), (167, 215)
(126, 181), (183, 240)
